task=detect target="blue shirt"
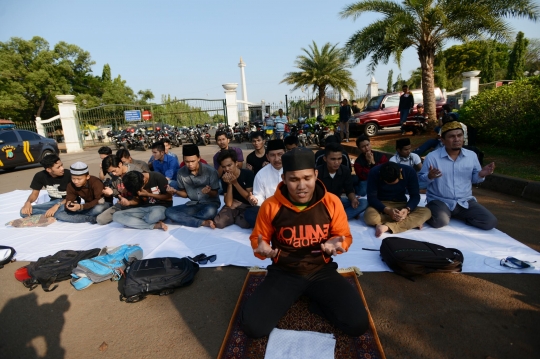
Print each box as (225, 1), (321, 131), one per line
(367, 164), (420, 212)
(274, 115), (288, 132)
(418, 146), (484, 210)
(152, 153), (180, 180)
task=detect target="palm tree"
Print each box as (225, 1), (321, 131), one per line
(340, 0), (538, 122)
(281, 41), (357, 116)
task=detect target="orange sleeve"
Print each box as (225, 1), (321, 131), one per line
(325, 193), (353, 252)
(249, 198), (281, 260)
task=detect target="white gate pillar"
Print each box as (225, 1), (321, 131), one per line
(222, 83), (239, 127)
(56, 95), (83, 153)
(367, 76), (378, 99)
(35, 117), (46, 137)
(462, 71), (481, 103)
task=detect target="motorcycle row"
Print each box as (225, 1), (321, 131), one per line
(106, 124), (212, 151)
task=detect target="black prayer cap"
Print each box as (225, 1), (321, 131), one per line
(282, 147), (315, 173)
(266, 139), (285, 152)
(396, 138), (411, 149)
(182, 144), (200, 157)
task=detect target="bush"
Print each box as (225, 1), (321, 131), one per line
(459, 76), (540, 150)
(305, 114), (339, 129)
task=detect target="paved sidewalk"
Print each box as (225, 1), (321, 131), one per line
(1, 145), (539, 358)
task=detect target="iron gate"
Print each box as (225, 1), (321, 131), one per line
(76, 99), (227, 147)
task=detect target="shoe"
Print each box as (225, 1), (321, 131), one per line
(345, 139), (349, 142)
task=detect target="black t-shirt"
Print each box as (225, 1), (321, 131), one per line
(246, 151), (267, 175)
(221, 169), (254, 205)
(29, 170), (72, 200)
(138, 172), (172, 208)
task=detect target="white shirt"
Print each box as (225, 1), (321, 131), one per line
(252, 164), (283, 206)
(389, 152), (422, 168)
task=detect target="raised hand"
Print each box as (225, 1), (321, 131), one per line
(321, 236), (345, 256)
(479, 162), (496, 177)
(365, 151), (374, 164)
(201, 185), (212, 194)
(427, 165), (442, 180)
(254, 234), (278, 258)
(247, 192), (258, 206)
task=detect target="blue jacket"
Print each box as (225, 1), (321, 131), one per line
(152, 153), (180, 179)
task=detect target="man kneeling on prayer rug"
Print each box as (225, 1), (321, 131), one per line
(365, 162), (431, 237)
(240, 147), (369, 338)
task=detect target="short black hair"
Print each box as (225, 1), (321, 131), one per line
(324, 142), (343, 156)
(102, 155), (123, 172)
(250, 131), (264, 141)
(40, 154), (61, 169)
(162, 138), (171, 144)
(380, 162), (401, 183)
(356, 135), (370, 147)
(284, 135), (299, 146)
(151, 141), (165, 152)
(215, 130), (227, 141)
(98, 146), (112, 155)
(123, 171), (144, 195)
(217, 149), (237, 165)
(116, 148), (131, 159)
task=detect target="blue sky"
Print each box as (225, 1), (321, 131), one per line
(1, 0), (539, 104)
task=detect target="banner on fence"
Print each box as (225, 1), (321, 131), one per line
(124, 110), (142, 122)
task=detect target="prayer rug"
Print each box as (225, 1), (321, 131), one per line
(218, 268), (386, 359)
(6, 214), (56, 228)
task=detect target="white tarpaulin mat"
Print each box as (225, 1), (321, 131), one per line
(2, 190), (539, 274)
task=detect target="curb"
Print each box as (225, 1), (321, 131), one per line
(341, 144), (540, 204)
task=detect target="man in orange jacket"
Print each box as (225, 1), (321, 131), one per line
(240, 147), (368, 338)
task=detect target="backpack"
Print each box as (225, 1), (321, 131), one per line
(0, 245), (16, 269)
(22, 248), (101, 291)
(380, 237), (464, 280)
(71, 245), (143, 290)
(120, 257), (199, 303)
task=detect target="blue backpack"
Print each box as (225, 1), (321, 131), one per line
(71, 245), (143, 290)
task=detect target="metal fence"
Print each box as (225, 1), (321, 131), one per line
(76, 99), (226, 147)
(13, 119), (64, 142)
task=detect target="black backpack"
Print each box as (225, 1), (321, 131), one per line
(380, 237), (464, 280)
(120, 257), (199, 303)
(0, 245), (16, 269)
(23, 248), (101, 292)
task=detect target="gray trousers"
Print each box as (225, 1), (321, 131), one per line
(213, 202), (251, 229)
(96, 203), (124, 225)
(426, 200), (497, 230)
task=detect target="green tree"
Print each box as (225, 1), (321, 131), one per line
(507, 31), (529, 80)
(341, 0), (538, 123)
(407, 68), (423, 89)
(101, 64), (112, 83)
(281, 41), (357, 116)
(435, 56), (447, 89)
(137, 89), (155, 105)
(524, 38), (540, 73)
(386, 69), (393, 93)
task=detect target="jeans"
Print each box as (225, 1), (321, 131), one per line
(354, 180), (367, 197)
(165, 203), (219, 228)
(20, 198), (63, 218)
(413, 138), (441, 156)
(244, 206), (260, 228)
(399, 111), (409, 125)
(113, 206), (167, 229)
(341, 197), (368, 220)
(55, 203), (111, 224)
(339, 121), (349, 140)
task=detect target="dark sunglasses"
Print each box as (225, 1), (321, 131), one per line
(188, 253), (217, 265)
(500, 256), (536, 269)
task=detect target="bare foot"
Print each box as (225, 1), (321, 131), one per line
(201, 220), (215, 229)
(153, 221), (168, 231)
(375, 224), (389, 237)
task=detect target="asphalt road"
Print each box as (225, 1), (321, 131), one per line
(1, 143), (539, 359)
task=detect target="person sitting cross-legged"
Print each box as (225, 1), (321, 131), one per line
(389, 138), (427, 189)
(112, 171), (172, 231)
(240, 147), (369, 339)
(364, 162), (431, 237)
(418, 121), (497, 230)
(317, 143), (367, 220)
(55, 162), (111, 224)
(151, 141), (180, 188)
(165, 144), (221, 228)
(117, 148), (151, 172)
(212, 149), (254, 229)
(354, 135), (388, 196)
(96, 155), (143, 225)
(20, 154), (71, 219)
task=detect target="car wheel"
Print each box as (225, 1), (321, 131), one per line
(41, 150), (54, 160)
(364, 123), (379, 137)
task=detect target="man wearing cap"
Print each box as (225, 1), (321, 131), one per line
(165, 144), (221, 228)
(244, 139), (286, 228)
(240, 147), (369, 339)
(55, 162), (111, 224)
(365, 162), (432, 237)
(418, 121), (497, 230)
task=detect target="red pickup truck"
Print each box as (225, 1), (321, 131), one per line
(348, 88), (446, 136)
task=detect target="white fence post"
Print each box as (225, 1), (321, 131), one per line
(222, 83), (239, 127)
(56, 95), (83, 153)
(35, 117), (46, 137)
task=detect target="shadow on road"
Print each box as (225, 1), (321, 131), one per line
(0, 293), (70, 358)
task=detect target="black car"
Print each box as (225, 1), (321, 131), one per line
(0, 129), (60, 171)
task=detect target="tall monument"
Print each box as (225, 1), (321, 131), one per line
(238, 57), (249, 123)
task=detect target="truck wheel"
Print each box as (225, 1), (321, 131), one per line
(364, 123), (379, 137)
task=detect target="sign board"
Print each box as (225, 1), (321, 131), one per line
(124, 110), (142, 122)
(142, 110), (152, 121)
